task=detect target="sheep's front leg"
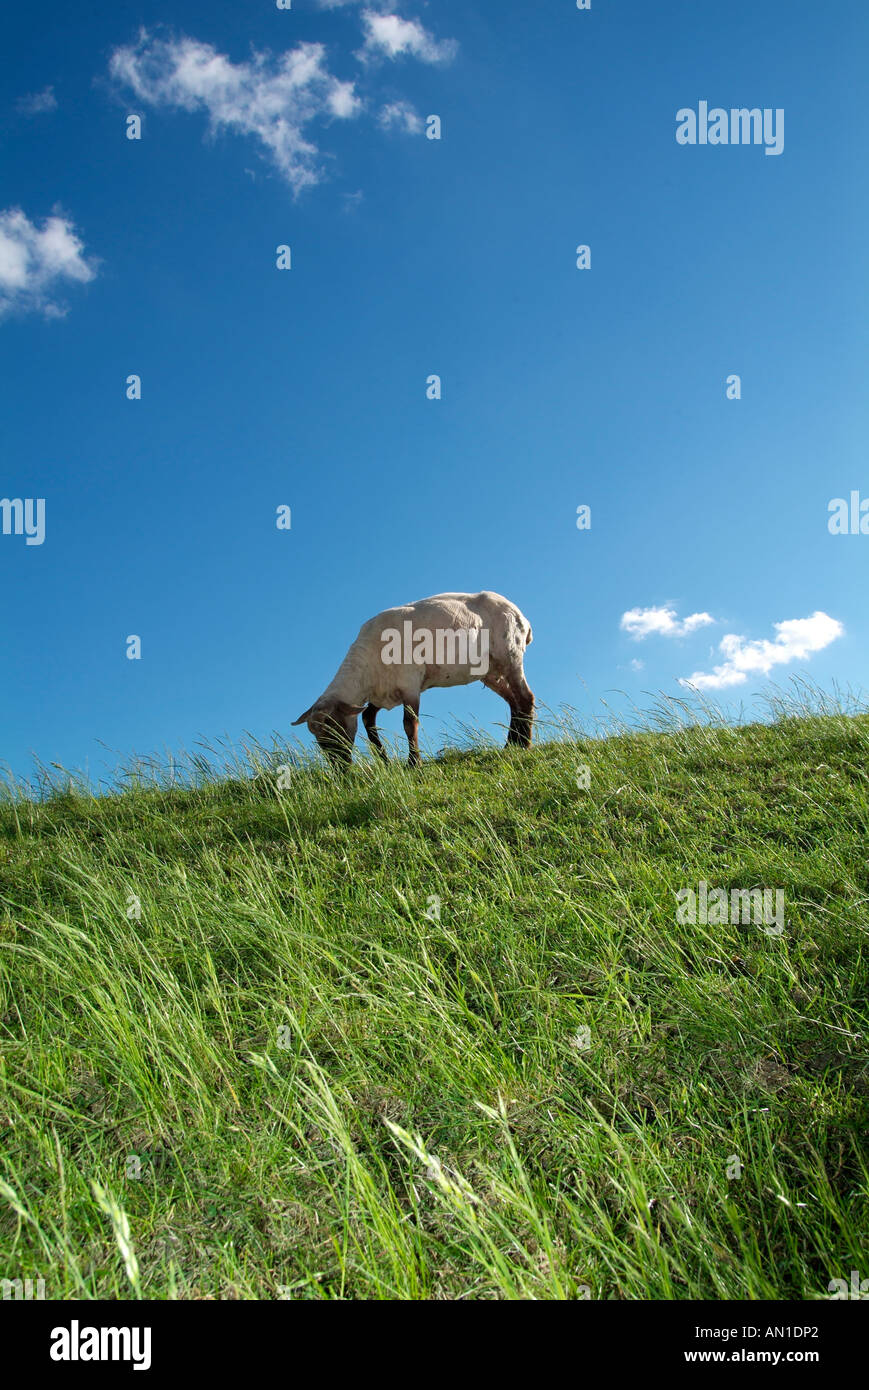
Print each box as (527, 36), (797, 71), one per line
(362, 703), (389, 762)
(402, 697), (421, 767)
(483, 671), (532, 749)
(506, 677), (535, 749)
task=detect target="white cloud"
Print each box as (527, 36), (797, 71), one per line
(16, 87), (58, 116)
(630, 658), (645, 672)
(328, 79), (361, 118)
(378, 99), (422, 133)
(680, 612), (844, 691)
(621, 605), (715, 640)
(359, 11), (458, 64)
(0, 209), (97, 320)
(109, 32), (362, 194)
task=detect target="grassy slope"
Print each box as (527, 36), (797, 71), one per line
(0, 710), (867, 1300)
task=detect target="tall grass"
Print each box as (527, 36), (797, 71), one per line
(0, 688), (867, 1298)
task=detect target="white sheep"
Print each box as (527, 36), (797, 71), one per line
(292, 591), (534, 766)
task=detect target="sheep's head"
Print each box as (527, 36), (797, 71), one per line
(292, 699), (363, 766)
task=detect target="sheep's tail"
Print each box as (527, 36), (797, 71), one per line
(525, 624), (533, 647)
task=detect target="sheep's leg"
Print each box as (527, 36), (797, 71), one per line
(483, 671), (525, 748)
(505, 675), (535, 749)
(402, 697), (421, 767)
(362, 703), (389, 762)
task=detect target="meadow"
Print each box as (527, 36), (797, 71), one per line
(1, 692), (867, 1299)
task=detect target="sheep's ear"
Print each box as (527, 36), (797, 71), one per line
(292, 705), (315, 726)
(336, 700), (365, 716)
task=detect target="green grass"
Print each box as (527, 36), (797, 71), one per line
(1, 697), (867, 1300)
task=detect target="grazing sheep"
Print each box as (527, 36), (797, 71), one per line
(292, 591), (534, 767)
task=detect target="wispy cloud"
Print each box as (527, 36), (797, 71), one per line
(680, 612), (844, 690)
(378, 99), (422, 133)
(621, 605), (715, 640)
(0, 209), (97, 320)
(109, 32), (362, 194)
(359, 11), (458, 64)
(16, 86), (58, 116)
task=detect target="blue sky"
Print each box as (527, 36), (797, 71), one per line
(1, 0), (867, 785)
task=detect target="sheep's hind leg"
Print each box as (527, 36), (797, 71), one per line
(402, 698), (421, 768)
(362, 703), (389, 762)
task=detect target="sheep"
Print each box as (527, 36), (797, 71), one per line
(292, 591), (534, 767)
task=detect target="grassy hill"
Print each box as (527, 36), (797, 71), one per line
(1, 706), (867, 1299)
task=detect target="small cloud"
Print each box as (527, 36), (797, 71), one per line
(679, 611), (844, 691)
(621, 605), (714, 641)
(16, 86), (58, 116)
(329, 79), (360, 118)
(377, 99), (422, 133)
(630, 658), (645, 672)
(359, 11), (458, 64)
(109, 31), (362, 195)
(0, 208), (97, 320)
